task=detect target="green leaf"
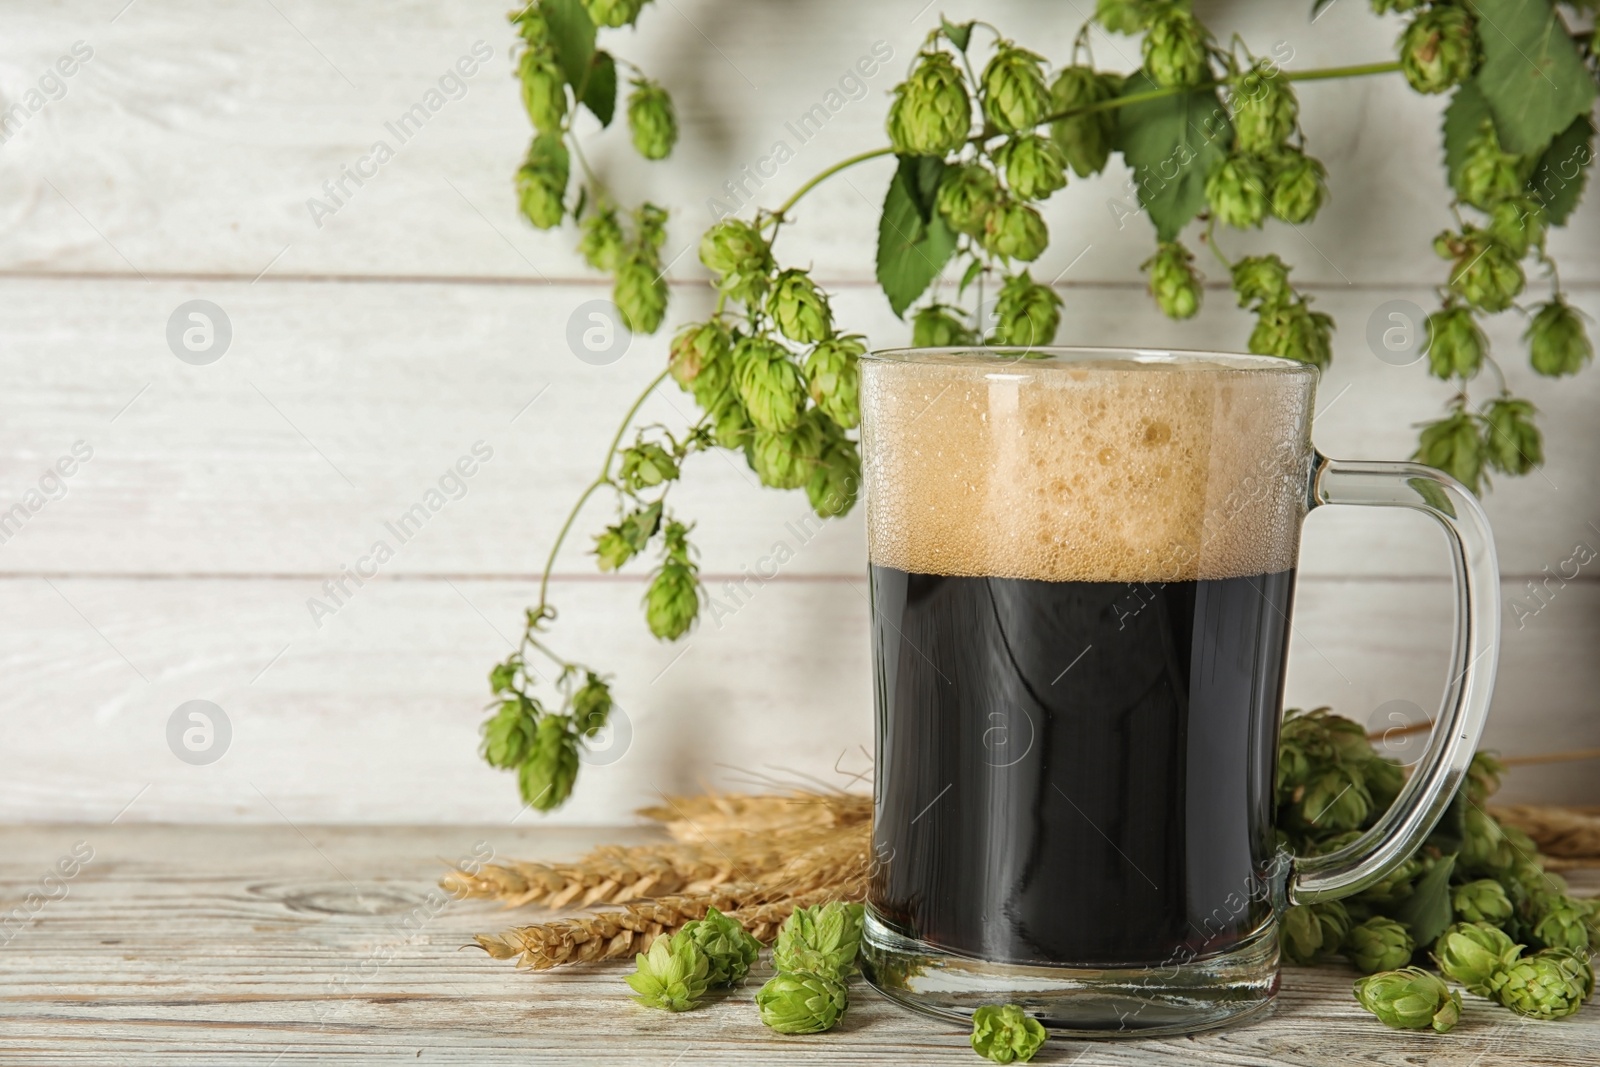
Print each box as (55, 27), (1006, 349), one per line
(902, 154), (946, 224)
(1310, 0), (1339, 17)
(1442, 81), (1495, 197)
(581, 50), (617, 127)
(941, 18), (974, 52)
(1393, 853), (1457, 947)
(1114, 72), (1231, 241)
(543, 0), (597, 91)
(1527, 113), (1594, 224)
(957, 257), (984, 297)
(1469, 0), (1597, 156)
(877, 156), (959, 318)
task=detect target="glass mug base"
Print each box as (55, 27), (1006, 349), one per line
(860, 912), (1280, 1038)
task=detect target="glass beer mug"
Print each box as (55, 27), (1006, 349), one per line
(856, 348), (1498, 1035)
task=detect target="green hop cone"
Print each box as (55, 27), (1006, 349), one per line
(1356, 854), (1421, 907)
(1232, 64), (1298, 155)
(635, 202), (668, 252)
(1364, 757), (1405, 814)
(1460, 802), (1514, 872)
(1371, 0), (1427, 11)
(614, 252), (667, 334)
(981, 44), (1051, 134)
(755, 971), (848, 1035)
(995, 134), (1068, 202)
(733, 337), (806, 433)
(480, 697), (537, 769)
(593, 502), (662, 572)
(708, 390), (752, 450)
(1537, 947), (1595, 1001)
(1452, 879), (1514, 925)
(1424, 306), (1485, 380)
(1435, 229), (1524, 313)
(1466, 750), (1505, 804)
(699, 219), (773, 304)
(1492, 951), (1588, 1019)
(1268, 150), (1328, 224)
(1347, 916), (1417, 975)
(1095, 0), (1152, 34)
(1399, 5), (1476, 94)
(808, 434), (859, 519)
(1294, 764), (1372, 831)
(626, 932), (709, 1011)
(517, 47), (567, 135)
(488, 658), (518, 695)
(1433, 921), (1523, 997)
(1415, 409), (1485, 495)
(1486, 197), (1545, 259)
(990, 271), (1063, 348)
(804, 334), (864, 429)
(1282, 899), (1352, 964)
(1205, 154), (1270, 229)
(1249, 298), (1334, 369)
(1048, 66), (1121, 178)
(582, 0), (648, 29)
(773, 902), (866, 980)
(618, 441), (678, 491)
(749, 416), (824, 491)
(578, 208), (625, 272)
(1525, 298), (1594, 377)
(626, 79), (677, 161)
(1142, 241), (1202, 320)
(669, 319), (733, 396)
(571, 671), (613, 737)
(981, 197), (1048, 262)
(1532, 902), (1592, 953)
(1142, 3), (1212, 89)
(1231, 254), (1292, 309)
(518, 715), (578, 811)
(1482, 397), (1543, 477)
(644, 559), (698, 640)
(511, 6), (551, 45)
(1457, 120), (1523, 210)
(515, 133), (569, 230)
(679, 907), (760, 986)
(1353, 967), (1462, 1033)
(912, 304), (977, 347)
(969, 1004), (1048, 1064)
(887, 51), (972, 156)
(767, 269), (833, 344)
(936, 165), (1001, 237)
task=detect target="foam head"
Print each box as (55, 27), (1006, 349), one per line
(859, 350), (1317, 583)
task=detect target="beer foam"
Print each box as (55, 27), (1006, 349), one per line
(861, 353), (1315, 583)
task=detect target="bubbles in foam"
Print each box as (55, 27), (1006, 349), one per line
(860, 354), (1316, 582)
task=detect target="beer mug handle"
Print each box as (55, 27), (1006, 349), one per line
(1286, 455), (1501, 904)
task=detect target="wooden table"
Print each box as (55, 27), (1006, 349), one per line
(2, 824), (1595, 1064)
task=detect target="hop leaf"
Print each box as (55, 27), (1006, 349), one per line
(980, 197), (1048, 262)
(990, 271), (1063, 348)
(935, 164), (1002, 236)
(1142, 3), (1212, 89)
(1433, 921), (1523, 996)
(969, 1004), (1047, 1064)
(583, 0), (649, 29)
(626, 932), (709, 1011)
(1268, 149), (1328, 224)
(1424, 306), (1485, 380)
(1481, 397), (1543, 477)
(755, 971), (849, 1034)
(981, 44), (1051, 134)
(1205, 154), (1271, 229)
(1353, 967), (1462, 1032)
(1347, 916), (1417, 975)
(1435, 229), (1524, 313)
(578, 207), (626, 271)
(1525, 298), (1593, 377)
(1048, 66), (1121, 177)
(1457, 119), (1523, 210)
(1142, 241), (1202, 319)
(518, 715), (579, 811)
(1231, 254), (1292, 309)
(808, 434), (860, 519)
(733, 337), (806, 433)
(480, 697), (538, 769)
(518, 48), (568, 135)
(1491, 951), (1589, 1019)
(669, 319), (733, 396)
(699, 219), (774, 304)
(887, 51), (972, 156)
(618, 441), (679, 491)
(515, 133), (570, 230)
(749, 416), (825, 491)
(1231, 63), (1298, 155)
(804, 334), (864, 429)
(679, 908), (760, 986)
(626, 78), (677, 160)
(614, 252), (667, 334)
(995, 133), (1067, 201)
(488, 658), (519, 695)
(1414, 409), (1485, 494)
(593, 500), (663, 572)
(912, 304), (977, 347)
(767, 269), (833, 344)
(571, 671), (613, 738)
(773, 902), (866, 980)
(1399, 5), (1476, 95)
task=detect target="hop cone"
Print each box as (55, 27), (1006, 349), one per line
(627, 79), (677, 161)
(1487, 197), (1545, 259)
(981, 44), (1051, 134)
(571, 671), (612, 737)
(981, 198), (1048, 262)
(669, 319), (733, 395)
(511, 6), (551, 45)
(1452, 879), (1514, 925)
(808, 435), (860, 519)
(887, 51), (972, 156)
(1467, 750), (1506, 803)
(583, 0), (648, 28)
(1142, 4), (1212, 89)
(1269, 150), (1328, 224)
(734, 337), (806, 433)
(767, 269), (832, 344)
(708, 391), (752, 450)
(749, 417), (824, 491)
(1232, 64), (1297, 154)
(1460, 796), (1513, 871)
(1049, 66), (1120, 177)
(804, 334), (864, 428)
(996, 134), (1067, 201)
(990, 271), (1062, 348)
(1482, 397), (1543, 477)
(1433, 921), (1523, 997)
(614, 253), (667, 334)
(480, 698), (536, 769)
(1492, 951), (1588, 1019)
(578, 208), (625, 272)
(1400, 5), (1476, 95)
(1142, 241), (1202, 319)
(1293, 764), (1372, 830)
(1282, 900), (1352, 964)
(1537, 947), (1595, 1001)
(1347, 917), (1417, 974)
(1525, 299), (1593, 377)
(755, 971), (848, 1034)
(699, 219), (773, 304)
(1414, 410), (1484, 494)
(518, 48), (567, 135)
(518, 715), (578, 811)
(1364, 756), (1405, 814)
(1356, 853), (1420, 907)
(1435, 230), (1523, 313)
(1372, 0), (1427, 11)
(1232, 254), (1292, 309)
(618, 442), (678, 491)
(773, 902), (866, 981)
(912, 305), (977, 347)
(680, 907), (760, 986)
(1095, 0), (1151, 34)
(969, 1004), (1048, 1064)
(593, 504), (660, 572)
(1205, 154), (1270, 229)
(515, 133), (569, 230)
(1458, 120), (1522, 210)
(626, 933), (709, 1012)
(1354, 967), (1462, 1032)
(936, 164), (1001, 236)
(1532, 903), (1592, 953)
(1425, 306), (1485, 380)
(645, 560), (698, 639)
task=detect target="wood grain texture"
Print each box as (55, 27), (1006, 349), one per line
(0, 825), (1595, 1065)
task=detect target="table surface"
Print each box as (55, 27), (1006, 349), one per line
(1, 824), (1595, 1066)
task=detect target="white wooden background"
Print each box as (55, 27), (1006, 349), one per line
(1, 0), (1596, 824)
